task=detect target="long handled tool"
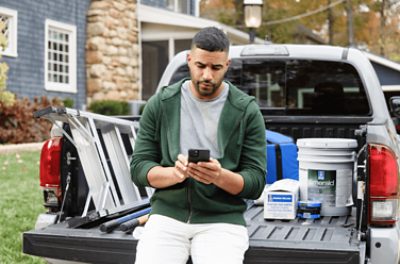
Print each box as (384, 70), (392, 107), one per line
(120, 214), (149, 233)
(100, 207), (151, 233)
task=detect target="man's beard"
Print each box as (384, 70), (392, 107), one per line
(194, 79), (221, 97)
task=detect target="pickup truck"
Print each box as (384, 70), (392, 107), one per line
(23, 44), (400, 264)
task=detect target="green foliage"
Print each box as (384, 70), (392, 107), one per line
(391, 54), (400, 63)
(62, 97), (74, 108)
(0, 96), (62, 144)
(0, 151), (46, 264)
(0, 90), (15, 106)
(88, 100), (130, 116)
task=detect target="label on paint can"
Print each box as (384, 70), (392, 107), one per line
(300, 168), (352, 208)
(307, 169), (336, 207)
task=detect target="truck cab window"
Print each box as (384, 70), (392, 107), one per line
(170, 59), (371, 116)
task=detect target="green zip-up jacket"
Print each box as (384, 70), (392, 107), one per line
(130, 79), (266, 226)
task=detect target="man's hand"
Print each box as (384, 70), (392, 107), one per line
(187, 158), (222, 185)
(147, 154), (189, 188)
(187, 158), (244, 195)
(147, 154), (243, 195)
(174, 154), (190, 183)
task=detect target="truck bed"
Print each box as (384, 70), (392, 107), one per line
(245, 205), (364, 264)
(24, 113), (369, 263)
(23, 205), (364, 264)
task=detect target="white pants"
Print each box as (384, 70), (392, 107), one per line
(135, 214), (249, 264)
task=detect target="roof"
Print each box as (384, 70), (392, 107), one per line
(364, 52), (400, 91)
(364, 52), (400, 72)
(137, 4), (264, 45)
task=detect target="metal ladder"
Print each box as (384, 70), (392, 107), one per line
(35, 106), (153, 217)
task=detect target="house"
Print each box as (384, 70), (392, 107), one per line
(0, 0), (255, 110)
(365, 52), (400, 108)
(0, 0), (91, 109)
(138, 2), (258, 99)
(365, 52), (400, 92)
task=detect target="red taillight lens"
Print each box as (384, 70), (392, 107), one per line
(40, 137), (62, 188)
(369, 144), (399, 226)
(369, 145), (398, 196)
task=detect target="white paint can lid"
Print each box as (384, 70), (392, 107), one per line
(297, 138), (358, 149)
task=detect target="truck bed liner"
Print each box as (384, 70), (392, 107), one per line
(245, 205), (364, 264)
(23, 205), (364, 264)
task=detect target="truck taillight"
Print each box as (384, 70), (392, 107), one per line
(368, 144), (399, 227)
(40, 137), (62, 208)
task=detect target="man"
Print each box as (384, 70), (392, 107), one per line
(131, 27), (266, 264)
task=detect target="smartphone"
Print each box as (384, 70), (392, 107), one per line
(188, 149), (210, 163)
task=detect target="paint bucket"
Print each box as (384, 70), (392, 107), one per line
(297, 138), (357, 216)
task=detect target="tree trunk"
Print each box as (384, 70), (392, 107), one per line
(346, 0), (354, 47)
(328, 0), (334, 45)
(379, 0), (386, 56)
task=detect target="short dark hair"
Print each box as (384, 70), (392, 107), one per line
(191, 27), (230, 53)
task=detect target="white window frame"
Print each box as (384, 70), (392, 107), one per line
(167, 0), (189, 14)
(45, 19), (77, 93)
(0, 7), (18, 57)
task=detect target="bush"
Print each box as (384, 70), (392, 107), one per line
(62, 97), (74, 108)
(88, 100), (130, 116)
(0, 96), (62, 144)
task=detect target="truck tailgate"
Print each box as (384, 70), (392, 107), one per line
(23, 206), (364, 264)
(245, 205), (365, 264)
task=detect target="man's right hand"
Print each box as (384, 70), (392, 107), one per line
(174, 154), (189, 182)
(146, 154), (189, 188)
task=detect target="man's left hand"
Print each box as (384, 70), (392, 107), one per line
(187, 158), (222, 185)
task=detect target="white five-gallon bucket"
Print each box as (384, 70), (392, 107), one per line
(297, 138), (357, 216)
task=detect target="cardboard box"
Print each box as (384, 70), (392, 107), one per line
(264, 179), (299, 220)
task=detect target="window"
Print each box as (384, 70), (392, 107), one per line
(170, 59), (371, 116)
(0, 7), (17, 57)
(45, 19), (76, 93)
(167, 0), (189, 14)
(142, 41), (169, 100)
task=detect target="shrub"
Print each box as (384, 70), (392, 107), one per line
(0, 96), (62, 144)
(62, 97), (74, 108)
(88, 100), (130, 116)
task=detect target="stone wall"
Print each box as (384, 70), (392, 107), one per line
(86, 0), (139, 103)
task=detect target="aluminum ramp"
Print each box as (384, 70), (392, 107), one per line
(34, 106), (153, 217)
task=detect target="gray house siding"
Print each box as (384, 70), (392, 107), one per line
(0, 0), (90, 109)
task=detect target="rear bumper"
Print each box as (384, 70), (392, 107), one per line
(369, 226), (400, 264)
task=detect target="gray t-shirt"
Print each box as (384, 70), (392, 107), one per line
(180, 80), (229, 159)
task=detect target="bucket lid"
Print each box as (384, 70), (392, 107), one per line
(297, 138), (358, 149)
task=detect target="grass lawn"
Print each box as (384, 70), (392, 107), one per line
(0, 150), (46, 264)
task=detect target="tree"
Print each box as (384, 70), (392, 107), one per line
(200, 0), (400, 61)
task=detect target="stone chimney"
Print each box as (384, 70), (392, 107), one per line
(86, 0), (139, 104)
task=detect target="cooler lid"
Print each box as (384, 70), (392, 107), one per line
(296, 138), (358, 149)
(266, 129), (294, 144)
